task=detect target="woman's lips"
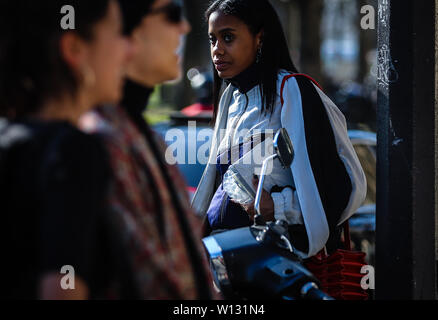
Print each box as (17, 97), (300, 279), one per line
(214, 62), (230, 72)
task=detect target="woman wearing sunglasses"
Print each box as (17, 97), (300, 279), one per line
(81, 0), (217, 299)
(191, 0), (367, 260)
(0, 0), (130, 299)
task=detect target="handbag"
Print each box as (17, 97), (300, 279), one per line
(304, 220), (369, 300)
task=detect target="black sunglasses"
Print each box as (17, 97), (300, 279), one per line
(148, 2), (184, 24)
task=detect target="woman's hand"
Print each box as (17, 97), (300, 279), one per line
(238, 175), (275, 222)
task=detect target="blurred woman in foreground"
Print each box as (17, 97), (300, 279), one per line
(0, 0), (130, 299)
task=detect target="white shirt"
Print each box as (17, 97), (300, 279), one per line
(216, 75), (303, 227)
(217, 85), (282, 154)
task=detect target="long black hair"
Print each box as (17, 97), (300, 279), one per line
(205, 0), (298, 123)
(0, 0), (112, 118)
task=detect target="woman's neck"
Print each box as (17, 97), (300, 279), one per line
(33, 94), (91, 126)
(226, 62), (261, 94)
(121, 78), (154, 116)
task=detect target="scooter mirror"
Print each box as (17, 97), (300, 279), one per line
(274, 128), (294, 168)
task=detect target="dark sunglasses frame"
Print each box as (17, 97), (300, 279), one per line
(148, 2), (184, 24)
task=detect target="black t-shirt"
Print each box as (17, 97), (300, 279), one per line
(0, 119), (131, 299)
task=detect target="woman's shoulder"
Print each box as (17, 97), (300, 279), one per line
(1, 119), (107, 167)
(38, 123), (110, 191)
(276, 69), (301, 87)
(276, 70), (327, 106)
(277, 69), (323, 92)
(38, 121), (105, 157)
(277, 69), (293, 79)
(276, 69), (301, 96)
(0, 119), (75, 151)
(42, 123), (109, 177)
(0, 120), (110, 196)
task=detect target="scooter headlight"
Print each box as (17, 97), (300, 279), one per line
(202, 236), (231, 292)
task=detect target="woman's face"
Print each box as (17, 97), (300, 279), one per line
(208, 11), (261, 79)
(126, 0), (191, 87)
(84, 0), (130, 105)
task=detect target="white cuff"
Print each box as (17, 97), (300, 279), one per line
(271, 192), (287, 222)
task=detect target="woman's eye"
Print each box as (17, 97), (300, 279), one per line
(209, 36), (216, 45)
(223, 34), (234, 43)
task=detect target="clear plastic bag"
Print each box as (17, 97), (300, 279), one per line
(222, 137), (294, 205)
(222, 166), (256, 205)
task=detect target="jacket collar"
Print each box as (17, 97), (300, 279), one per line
(225, 62), (261, 94)
(121, 79), (154, 117)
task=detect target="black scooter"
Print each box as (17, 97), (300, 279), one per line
(202, 129), (333, 300)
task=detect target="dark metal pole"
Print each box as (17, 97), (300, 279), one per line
(376, 0), (437, 299)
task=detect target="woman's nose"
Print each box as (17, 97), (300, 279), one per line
(180, 18), (191, 35)
(212, 41), (224, 56)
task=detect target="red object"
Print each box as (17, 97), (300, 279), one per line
(280, 73), (323, 106)
(181, 103), (213, 117)
(187, 186), (197, 193)
(304, 221), (369, 300)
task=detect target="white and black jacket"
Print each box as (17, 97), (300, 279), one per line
(192, 69), (367, 258)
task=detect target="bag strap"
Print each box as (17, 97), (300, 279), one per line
(281, 74), (355, 255)
(343, 220), (352, 251)
(316, 220), (352, 259)
(280, 73), (323, 107)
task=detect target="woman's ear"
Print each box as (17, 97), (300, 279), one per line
(59, 32), (88, 75)
(256, 29), (264, 49)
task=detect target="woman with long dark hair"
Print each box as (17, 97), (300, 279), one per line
(192, 0), (367, 259)
(0, 0), (130, 299)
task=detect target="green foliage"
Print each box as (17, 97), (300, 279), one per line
(144, 85), (174, 125)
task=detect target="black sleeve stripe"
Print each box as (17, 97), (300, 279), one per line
(295, 77), (352, 236)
